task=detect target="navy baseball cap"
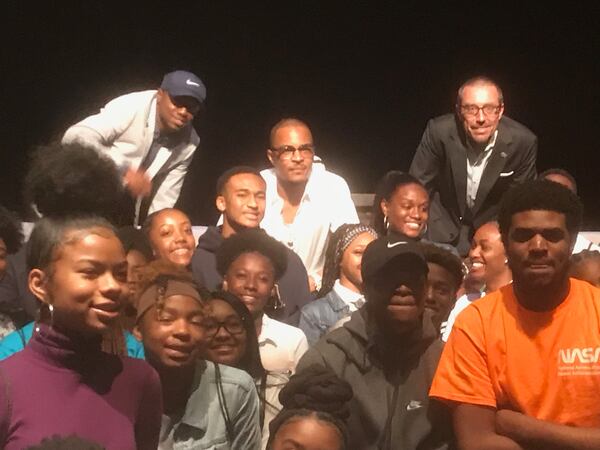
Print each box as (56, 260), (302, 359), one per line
(160, 70), (206, 105)
(361, 236), (428, 285)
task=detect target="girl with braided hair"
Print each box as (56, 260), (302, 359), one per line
(133, 260), (262, 449)
(267, 364), (352, 450)
(299, 224), (378, 345)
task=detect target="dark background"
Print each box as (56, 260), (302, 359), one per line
(3, 3), (599, 227)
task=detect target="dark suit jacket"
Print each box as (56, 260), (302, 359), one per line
(409, 114), (537, 255)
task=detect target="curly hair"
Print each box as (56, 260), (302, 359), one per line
(24, 142), (124, 223)
(215, 228), (288, 280)
(0, 205), (24, 254)
(135, 259), (205, 314)
(371, 171), (427, 235)
(498, 179), (583, 242)
(267, 364), (352, 450)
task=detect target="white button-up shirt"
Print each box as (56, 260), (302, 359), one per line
(332, 279), (365, 312)
(260, 166), (359, 281)
(466, 130), (498, 209)
(258, 314), (309, 374)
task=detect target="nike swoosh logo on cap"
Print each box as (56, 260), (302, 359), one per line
(186, 79), (200, 87)
(387, 241), (408, 248)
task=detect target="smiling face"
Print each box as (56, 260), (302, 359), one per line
(217, 173), (266, 235)
(136, 294), (206, 369)
(468, 222), (507, 285)
(339, 232), (376, 293)
(29, 228), (128, 337)
(381, 183), (429, 238)
(506, 210), (573, 297)
(147, 209), (195, 267)
(271, 415), (343, 450)
(156, 89), (199, 134)
(223, 251), (275, 319)
(458, 83), (504, 145)
(424, 262), (459, 330)
(267, 123), (314, 185)
(202, 298), (248, 367)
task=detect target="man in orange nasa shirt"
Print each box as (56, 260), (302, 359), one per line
(430, 179), (600, 449)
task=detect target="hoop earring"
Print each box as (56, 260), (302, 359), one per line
(270, 284), (286, 311)
(383, 215), (390, 231)
(47, 304), (55, 328)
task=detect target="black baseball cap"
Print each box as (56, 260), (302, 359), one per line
(361, 236), (428, 285)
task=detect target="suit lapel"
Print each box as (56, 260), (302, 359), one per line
(471, 131), (512, 215)
(448, 132), (467, 217)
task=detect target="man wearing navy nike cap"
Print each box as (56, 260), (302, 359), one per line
(296, 235), (453, 449)
(63, 70), (206, 224)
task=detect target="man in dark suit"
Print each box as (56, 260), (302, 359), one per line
(409, 76), (537, 255)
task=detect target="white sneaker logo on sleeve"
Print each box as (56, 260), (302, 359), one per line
(406, 400), (423, 411)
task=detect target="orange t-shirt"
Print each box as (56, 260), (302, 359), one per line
(430, 278), (600, 427)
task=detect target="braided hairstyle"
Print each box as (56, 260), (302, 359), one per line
(267, 364), (353, 450)
(319, 224), (378, 298)
(135, 259), (208, 318)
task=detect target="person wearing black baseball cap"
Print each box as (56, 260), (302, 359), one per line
(296, 235), (453, 449)
(63, 70), (206, 225)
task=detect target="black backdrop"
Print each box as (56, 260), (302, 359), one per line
(3, 3), (599, 227)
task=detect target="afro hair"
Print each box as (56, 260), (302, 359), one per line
(24, 142), (125, 223)
(215, 228), (288, 280)
(498, 179), (583, 241)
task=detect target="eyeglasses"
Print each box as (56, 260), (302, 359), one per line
(271, 144), (315, 160)
(460, 104), (502, 117)
(204, 317), (246, 337)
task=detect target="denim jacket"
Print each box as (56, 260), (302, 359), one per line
(299, 290), (351, 346)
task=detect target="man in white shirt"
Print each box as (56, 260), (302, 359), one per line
(260, 118), (359, 290)
(62, 70), (206, 225)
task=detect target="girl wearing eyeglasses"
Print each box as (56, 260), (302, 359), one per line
(203, 290), (289, 450)
(133, 260), (262, 449)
